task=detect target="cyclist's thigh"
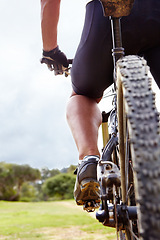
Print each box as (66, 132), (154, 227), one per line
(121, 0), (160, 89)
(71, 0), (113, 99)
(121, 0), (160, 54)
(143, 46), (160, 89)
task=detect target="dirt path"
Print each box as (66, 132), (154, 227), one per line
(35, 226), (116, 240)
(38, 201), (117, 240)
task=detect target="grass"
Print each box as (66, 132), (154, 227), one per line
(0, 200), (116, 239)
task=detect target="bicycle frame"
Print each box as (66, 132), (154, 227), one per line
(96, 15), (138, 231)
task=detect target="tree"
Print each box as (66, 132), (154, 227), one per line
(19, 182), (38, 202)
(42, 173), (76, 200)
(11, 164), (41, 200)
(41, 167), (60, 183)
(50, 169), (60, 177)
(0, 162), (17, 200)
(0, 162), (41, 201)
(67, 165), (77, 174)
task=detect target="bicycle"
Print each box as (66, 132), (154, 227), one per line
(41, 1), (160, 239)
(94, 1), (160, 239)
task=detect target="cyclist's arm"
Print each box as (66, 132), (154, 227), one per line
(41, 0), (61, 51)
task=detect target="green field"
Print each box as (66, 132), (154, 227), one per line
(0, 200), (116, 240)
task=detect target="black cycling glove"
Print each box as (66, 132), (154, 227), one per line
(41, 46), (69, 75)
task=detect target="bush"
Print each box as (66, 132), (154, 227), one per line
(19, 182), (39, 202)
(42, 173), (76, 200)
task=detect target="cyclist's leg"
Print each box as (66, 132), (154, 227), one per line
(121, 0), (160, 78)
(66, 0), (113, 206)
(66, 91), (102, 207)
(66, 91), (102, 161)
(71, 0), (113, 99)
(67, 0), (113, 161)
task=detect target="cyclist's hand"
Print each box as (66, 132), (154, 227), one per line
(40, 46), (69, 75)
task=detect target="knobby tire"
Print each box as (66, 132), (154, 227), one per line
(117, 55), (160, 240)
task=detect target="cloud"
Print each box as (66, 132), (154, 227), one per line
(0, 0), (83, 169)
(0, 63), (78, 169)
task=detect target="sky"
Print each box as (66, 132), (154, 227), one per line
(0, 0), (159, 170)
(0, 0), (86, 170)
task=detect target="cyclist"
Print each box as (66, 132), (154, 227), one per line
(40, 0), (160, 207)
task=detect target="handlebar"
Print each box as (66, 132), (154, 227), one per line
(68, 59), (73, 65)
(41, 58), (73, 77)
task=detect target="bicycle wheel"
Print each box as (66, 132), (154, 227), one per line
(117, 55), (160, 240)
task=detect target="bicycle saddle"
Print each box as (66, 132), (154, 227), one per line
(100, 0), (135, 18)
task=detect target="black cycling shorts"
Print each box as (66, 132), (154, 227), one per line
(71, 0), (160, 98)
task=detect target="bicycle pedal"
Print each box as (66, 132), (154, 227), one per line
(97, 161), (121, 188)
(83, 201), (100, 212)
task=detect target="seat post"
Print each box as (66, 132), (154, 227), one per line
(110, 17), (124, 74)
